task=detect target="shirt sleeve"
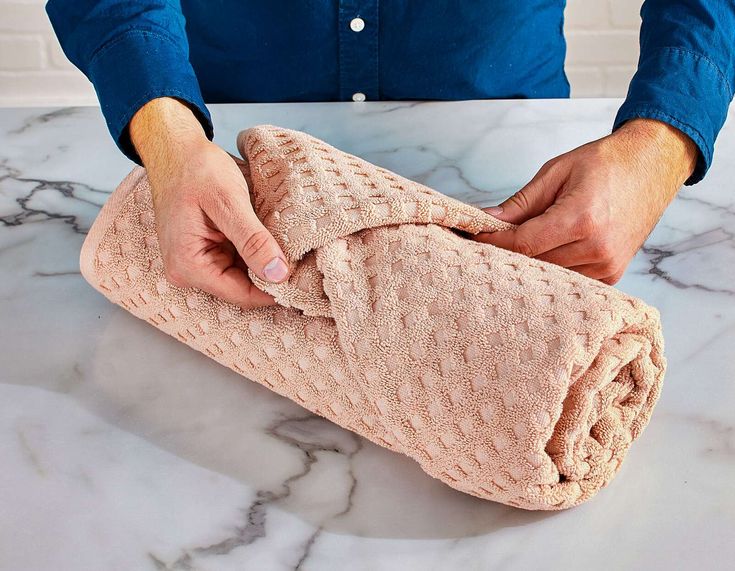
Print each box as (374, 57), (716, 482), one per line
(46, 0), (214, 164)
(612, 0), (735, 185)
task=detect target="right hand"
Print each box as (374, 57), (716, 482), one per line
(130, 97), (290, 308)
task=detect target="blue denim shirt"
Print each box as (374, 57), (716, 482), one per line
(47, 0), (735, 184)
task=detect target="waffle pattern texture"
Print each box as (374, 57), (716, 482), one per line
(80, 125), (666, 510)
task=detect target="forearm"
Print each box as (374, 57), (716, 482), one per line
(614, 0), (735, 185)
(130, 97), (207, 170)
(47, 0), (213, 164)
(613, 118), (698, 192)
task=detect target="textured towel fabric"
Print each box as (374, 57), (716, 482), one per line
(80, 125), (666, 510)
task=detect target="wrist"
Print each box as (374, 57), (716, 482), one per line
(130, 97), (208, 168)
(613, 118), (698, 185)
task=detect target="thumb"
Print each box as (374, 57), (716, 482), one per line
(210, 190), (291, 284)
(484, 159), (567, 224)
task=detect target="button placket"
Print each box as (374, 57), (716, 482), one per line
(338, 1), (379, 102)
(350, 14), (367, 103)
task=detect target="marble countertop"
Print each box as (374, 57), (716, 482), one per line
(1, 100), (733, 571)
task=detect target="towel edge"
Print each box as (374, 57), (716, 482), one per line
(79, 166), (148, 291)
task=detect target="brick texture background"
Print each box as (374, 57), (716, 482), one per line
(0, 0), (642, 106)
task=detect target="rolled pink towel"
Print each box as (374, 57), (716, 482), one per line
(80, 125), (666, 510)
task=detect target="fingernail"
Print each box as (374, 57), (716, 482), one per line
(263, 257), (288, 282)
(486, 206), (504, 216)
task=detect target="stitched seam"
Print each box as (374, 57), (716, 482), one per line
(645, 46), (733, 99)
(89, 28), (186, 67)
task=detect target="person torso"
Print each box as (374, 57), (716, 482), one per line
(181, 0), (570, 103)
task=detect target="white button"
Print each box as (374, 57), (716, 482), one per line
(352, 92), (366, 102)
(350, 17), (365, 32)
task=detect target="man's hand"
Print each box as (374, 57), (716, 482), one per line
(130, 97), (290, 308)
(475, 118), (698, 284)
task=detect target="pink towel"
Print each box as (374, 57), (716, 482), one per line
(80, 125), (666, 510)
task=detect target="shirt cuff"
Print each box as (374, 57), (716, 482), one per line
(87, 29), (214, 164)
(613, 46), (733, 186)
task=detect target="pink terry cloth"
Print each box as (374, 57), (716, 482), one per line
(80, 125), (666, 510)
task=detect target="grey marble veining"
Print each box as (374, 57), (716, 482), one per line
(0, 100), (733, 571)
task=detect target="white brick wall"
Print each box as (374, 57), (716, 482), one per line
(565, 0), (642, 97)
(0, 0), (97, 105)
(0, 0), (642, 106)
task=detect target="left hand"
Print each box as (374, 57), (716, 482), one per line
(474, 118), (698, 284)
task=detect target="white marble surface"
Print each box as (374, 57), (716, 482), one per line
(0, 100), (733, 570)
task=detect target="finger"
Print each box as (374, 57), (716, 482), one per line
(477, 208), (577, 258)
(227, 152), (250, 179)
(567, 262), (618, 282)
(534, 240), (600, 267)
(207, 188), (291, 284)
(483, 159), (568, 224)
(190, 263), (277, 309)
(226, 151), (246, 165)
(474, 228), (516, 250)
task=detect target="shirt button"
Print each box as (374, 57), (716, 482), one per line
(352, 92), (366, 102)
(350, 17), (365, 32)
